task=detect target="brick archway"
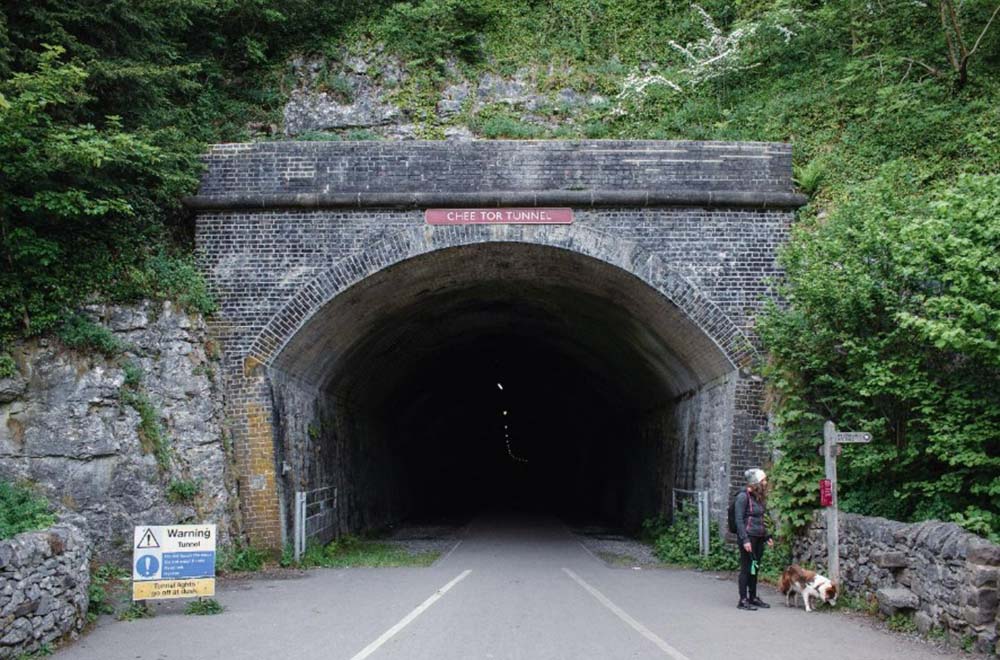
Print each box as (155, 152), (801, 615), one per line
(245, 223), (757, 374)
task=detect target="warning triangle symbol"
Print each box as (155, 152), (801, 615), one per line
(136, 528), (160, 549)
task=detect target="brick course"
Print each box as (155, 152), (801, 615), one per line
(192, 140), (801, 548)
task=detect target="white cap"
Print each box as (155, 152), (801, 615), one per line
(745, 468), (767, 485)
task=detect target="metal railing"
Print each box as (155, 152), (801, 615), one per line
(672, 488), (711, 557)
(293, 486), (337, 562)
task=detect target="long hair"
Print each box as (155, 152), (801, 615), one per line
(748, 479), (768, 505)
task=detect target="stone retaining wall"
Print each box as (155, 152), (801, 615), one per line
(794, 512), (1000, 654)
(0, 524), (90, 659)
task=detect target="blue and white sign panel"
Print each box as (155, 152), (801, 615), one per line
(132, 524), (216, 600)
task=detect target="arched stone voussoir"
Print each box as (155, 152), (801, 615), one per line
(246, 223), (757, 373)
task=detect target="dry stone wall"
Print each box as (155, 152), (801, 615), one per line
(0, 302), (232, 562)
(794, 512), (1000, 654)
(0, 524), (89, 659)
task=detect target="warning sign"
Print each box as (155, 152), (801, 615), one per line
(132, 524), (216, 601)
(136, 528), (160, 549)
(133, 578), (215, 601)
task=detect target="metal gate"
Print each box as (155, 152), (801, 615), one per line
(672, 488), (711, 557)
(293, 486), (338, 562)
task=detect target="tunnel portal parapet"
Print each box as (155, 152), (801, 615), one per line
(191, 140), (805, 549)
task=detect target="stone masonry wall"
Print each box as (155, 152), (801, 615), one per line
(0, 303), (232, 562)
(269, 371), (408, 544)
(794, 512), (1000, 654)
(0, 524), (90, 659)
(193, 140), (800, 547)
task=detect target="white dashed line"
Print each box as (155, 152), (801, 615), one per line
(349, 569), (472, 660)
(562, 568), (691, 660)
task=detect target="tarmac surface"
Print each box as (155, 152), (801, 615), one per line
(55, 513), (968, 660)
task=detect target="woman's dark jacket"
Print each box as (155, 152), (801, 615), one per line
(734, 489), (771, 545)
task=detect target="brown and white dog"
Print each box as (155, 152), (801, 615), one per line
(777, 565), (838, 612)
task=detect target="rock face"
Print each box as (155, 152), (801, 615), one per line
(795, 512), (1000, 654)
(0, 524), (90, 659)
(281, 51), (606, 139)
(0, 303), (231, 562)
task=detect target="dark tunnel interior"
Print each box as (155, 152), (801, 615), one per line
(269, 243), (735, 536)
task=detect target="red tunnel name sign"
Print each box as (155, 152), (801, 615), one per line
(425, 208), (574, 225)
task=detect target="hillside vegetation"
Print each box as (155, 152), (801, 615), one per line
(1, 0), (997, 538)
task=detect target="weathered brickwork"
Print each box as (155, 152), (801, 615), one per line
(198, 140), (794, 197)
(191, 140), (802, 548)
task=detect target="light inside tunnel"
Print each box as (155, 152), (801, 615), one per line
(268, 242), (735, 539)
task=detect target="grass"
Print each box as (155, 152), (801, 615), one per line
(297, 535), (439, 568)
(166, 479), (202, 504)
(16, 644), (53, 659)
(836, 592), (879, 616)
(0, 482), (55, 540)
(596, 550), (644, 567)
(119, 385), (171, 471)
(117, 601), (153, 621)
(216, 542), (268, 573)
(185, 598), (224, 615)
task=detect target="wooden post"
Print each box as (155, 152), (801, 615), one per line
(823, 420), (839, 583)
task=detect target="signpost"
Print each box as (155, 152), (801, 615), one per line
(822, 421), (871, 583)
(132, 524), (216, 601)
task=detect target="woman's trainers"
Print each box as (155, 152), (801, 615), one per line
(749, 597), (770, 609)
(737, 599), (758, 611)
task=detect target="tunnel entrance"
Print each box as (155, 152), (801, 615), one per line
(267, 242), (737, 545)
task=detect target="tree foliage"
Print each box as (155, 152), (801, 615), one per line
(1, 0), (998, 537)
(760, 170), (1000, 540)
(0, 0), (383, 348)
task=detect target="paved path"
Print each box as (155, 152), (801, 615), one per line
(56, 514), (963, 660)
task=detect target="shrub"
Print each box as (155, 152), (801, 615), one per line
(761, 172), (1000, 540)
(166, 479), (201, 504)
(57, 315), (123, 357)
(0, 354), (17, 379)
(793, 157), (826, 197)
(472, 114), (546, 139)
(216, 542), (267, 573)
(0, 482), (56, 540)
(119, 387), (171, 471)
(649, 509), (739, 572)
(88, 564), (129, 621)
(117, 602), (153, 621)
(375, 0), (495, 66)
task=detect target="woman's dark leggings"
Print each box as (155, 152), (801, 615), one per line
(738, 536), (766, 601)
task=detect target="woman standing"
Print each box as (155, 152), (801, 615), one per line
(735, 468), (773, 611)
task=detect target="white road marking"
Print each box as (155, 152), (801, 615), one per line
(562, 568), (691, 660)
(349, 570), (472, 660)
(577, 540), (602, 563)
(436, 540), (463, 565)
